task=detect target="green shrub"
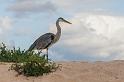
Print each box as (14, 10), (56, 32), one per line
(0, 43), (29, 62)
(0, 43), (59, 76)
(10, 58), (58, 76)
(0, 43), (45, 63)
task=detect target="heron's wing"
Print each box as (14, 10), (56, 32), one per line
(28, 33), (55, 51)
(36, 33), (55, 49)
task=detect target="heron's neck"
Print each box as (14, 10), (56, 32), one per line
(54, 20), (61, 42)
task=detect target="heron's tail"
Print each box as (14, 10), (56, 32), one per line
(28, 43), (36, 51)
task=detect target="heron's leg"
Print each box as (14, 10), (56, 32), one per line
(46, 48), (48, 61)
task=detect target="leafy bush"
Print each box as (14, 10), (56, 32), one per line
(0, 43), (59, 76)
(10, 58), (58, 76)
(0, 43), (29, 62)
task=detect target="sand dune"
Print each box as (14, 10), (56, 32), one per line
(0, 60), (124, 82)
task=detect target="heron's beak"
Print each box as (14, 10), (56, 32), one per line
(63, 19), (72, 24)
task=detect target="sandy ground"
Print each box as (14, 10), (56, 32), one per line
(0, 60), (124, 82)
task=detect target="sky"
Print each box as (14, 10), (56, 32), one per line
(0, 0), (124, 61)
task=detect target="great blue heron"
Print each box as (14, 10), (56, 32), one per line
(28, 17), (72, 60)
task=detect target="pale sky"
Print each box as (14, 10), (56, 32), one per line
(0, 0), (124, 61)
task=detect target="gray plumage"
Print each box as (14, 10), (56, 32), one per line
(28, 33), (55, 51)
(28, 17), (71, 60)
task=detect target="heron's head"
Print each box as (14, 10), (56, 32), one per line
(58, 17), (72, 24)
